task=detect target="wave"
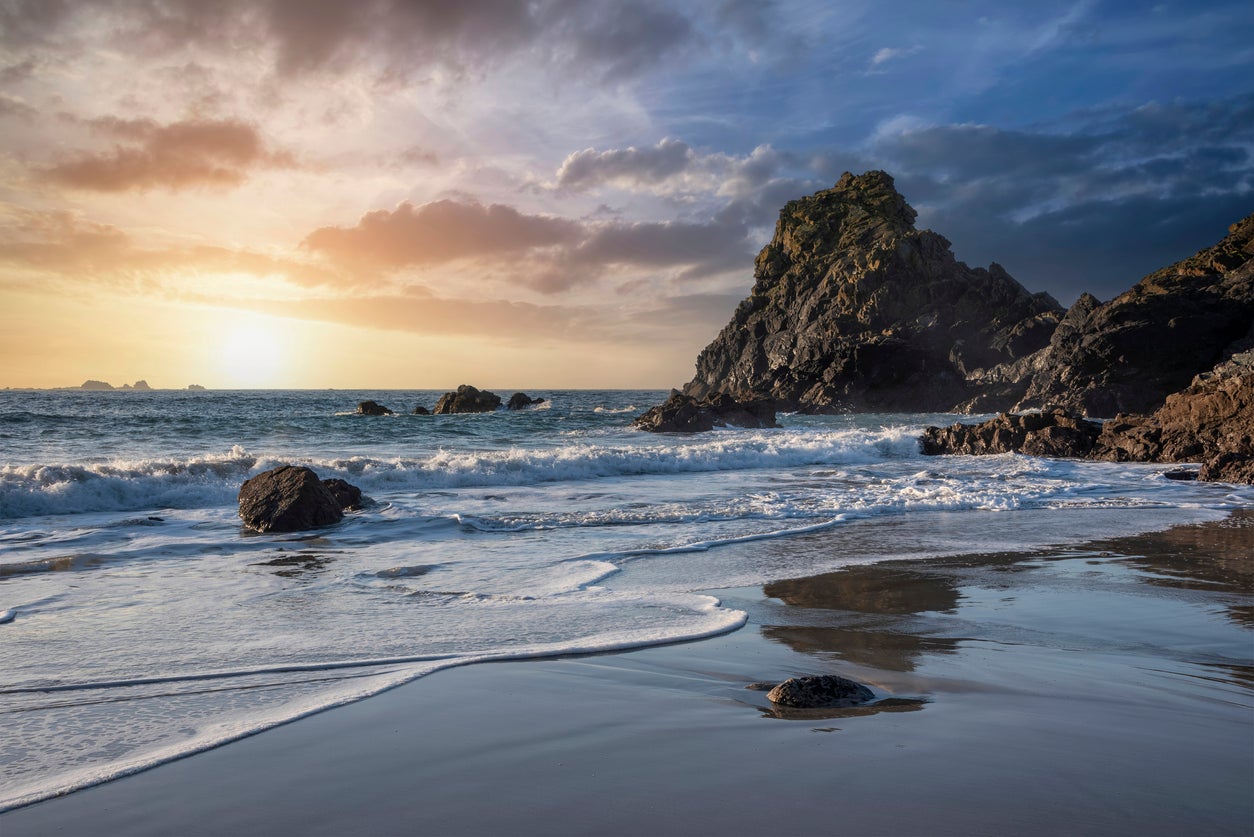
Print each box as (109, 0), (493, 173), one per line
(0, 428), (925, 519)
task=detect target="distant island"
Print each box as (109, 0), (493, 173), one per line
(77, 379), (152, 391)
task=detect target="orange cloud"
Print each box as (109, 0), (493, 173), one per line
(43, 118), (294, 191)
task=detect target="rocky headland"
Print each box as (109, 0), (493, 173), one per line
(640, 170), (1252, 479)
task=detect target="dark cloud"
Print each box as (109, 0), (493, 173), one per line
(557, 138), (694, 189)
(42, 118), (294, 191)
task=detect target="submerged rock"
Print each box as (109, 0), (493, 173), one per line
(765, 675), (875, 708)
(433, 384), (502, 414)
(356, 400), (393, 416)
(633, 390), (778, 433)
(238, 465), (344, 533)
(412, 405), (430, 415)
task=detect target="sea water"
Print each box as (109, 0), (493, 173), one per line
(2, 388), (1251, 810)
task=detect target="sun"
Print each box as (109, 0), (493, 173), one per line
(218, 320), (285, 387)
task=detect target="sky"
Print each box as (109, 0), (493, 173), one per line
(1, 0), (1252, 389)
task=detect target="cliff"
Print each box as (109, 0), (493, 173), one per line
(683, 171), (1063, 412)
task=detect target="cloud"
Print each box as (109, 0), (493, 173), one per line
(303, 200), (583, 270)
(557, 138), (694, 190)
(42, 118), (294, 191)
(869, 46), (920, 68)
(4, 0), (704, 85)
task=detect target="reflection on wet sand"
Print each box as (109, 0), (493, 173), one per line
(757, 510), (1254, 689)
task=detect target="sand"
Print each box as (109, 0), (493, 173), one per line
(5, 512), (1252, 836)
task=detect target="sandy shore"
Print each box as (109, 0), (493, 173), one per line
(5, 511), (1252, 836)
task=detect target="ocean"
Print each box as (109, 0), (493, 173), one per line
(2, 388), (1251, 811)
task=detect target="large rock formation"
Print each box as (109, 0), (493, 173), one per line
(682, 171), (1063, 412)
(1008, 215), (1254, 416)
(633, 391), (779, 433)
(433, 385), (502, 414)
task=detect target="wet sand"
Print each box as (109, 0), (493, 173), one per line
(5, 512), (1253, 836)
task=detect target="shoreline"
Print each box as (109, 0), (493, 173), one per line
(4, 511), (1252, 835)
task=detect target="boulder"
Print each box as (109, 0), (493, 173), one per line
(633, 390), (779, 433)
(506, 392), (544, 410)
(1199, 451), (1254, 483)
(433, 384), (502, 414)
(321, 477), (364, 511)
(356, 400), (393, 416)
(412, 405), (430, 415)
(765, 675), (875, 708)
(238, 465), (343, 533)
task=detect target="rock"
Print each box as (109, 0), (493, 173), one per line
(1014, 214), (1254, 416)
(922, 371), (1254, 484)
(129, 380), (152, 391)
(433, 384), (502, 414)
(187, 384), (206, 391)
(633, 390), (779, 433)
(506, 392), (542, 410)
(238, 466), (343, 533)
(1199, 451), (1254, 483)
(356, 400), (393, 416)
(80, 379), (113, 390)
(681, 171), (1063, 413)
(412, 405), (430, 415)
(765, 675), (875, 708)
(920, 410), (1102, 458)
(321, 478), (364, 510)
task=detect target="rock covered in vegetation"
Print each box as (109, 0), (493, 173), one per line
(433, 384), (502, 414)
(356, 400), (393, 416)
(765, 675), (875, 708)
(680, 171), (1063, 413)
(238, 466), (345, 533)
(632, 390), (779, 433)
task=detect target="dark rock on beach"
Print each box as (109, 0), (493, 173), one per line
(321, 478), (364, 511)
(680, 171), (1063, 413)
(922, 367), (1254, 483)
(633, 390), (779, 433)
(765, 675), (875, 708)
(238, 465), (345, 533)
(506, 392), (544, 410)
(356, 400), (393, 416)
(433, 384), (502, 414)
(921, 410), (1103, 459)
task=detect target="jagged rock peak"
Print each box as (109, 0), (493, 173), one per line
(682, 171), (1062, 413)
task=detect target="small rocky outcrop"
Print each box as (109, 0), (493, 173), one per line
(356, 400), (393, 416)
(765, 675), (875, 708)
(238, 466), (346, 533)
(922, 368), (1254, 483)
(412, 405), (430, 415)
(433, 384), (501, 414)
(187, 384), (206, 391)
(321, 478), (364, 511)
(633, 390), (779, 433)
(680, 171), (1063, 413)
(921, 410), (1103, 459)
(506, 392), (545, 410)
(80, 379), (113, 390)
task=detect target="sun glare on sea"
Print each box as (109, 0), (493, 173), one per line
(219, 320), (285, 387)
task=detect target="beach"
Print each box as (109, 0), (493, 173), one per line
(6, 509), (1251, 836)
